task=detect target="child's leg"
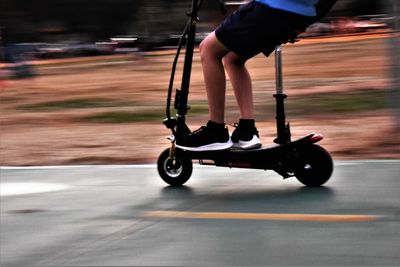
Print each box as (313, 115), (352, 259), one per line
(223, 52), (254, 120)
(199, 31), (230, 124)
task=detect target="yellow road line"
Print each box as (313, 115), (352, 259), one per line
(143, 211), (379, 222)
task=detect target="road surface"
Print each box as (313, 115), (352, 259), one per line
(1, 160), (399, 266)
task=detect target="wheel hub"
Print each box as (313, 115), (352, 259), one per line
(164, 158), (183, 178)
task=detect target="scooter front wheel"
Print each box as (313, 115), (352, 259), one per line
(157, 148), (193, 186)
(294, 144), (333, 187)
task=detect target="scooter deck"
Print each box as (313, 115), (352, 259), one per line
(180, 133), (323, 170)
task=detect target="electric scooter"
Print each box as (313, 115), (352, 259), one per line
(157, 0), (333, 187)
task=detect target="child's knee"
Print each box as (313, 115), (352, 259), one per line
(200, 33), (227, 62)
(223, 53), (247, 67)
(199, 37), (214, 62)
(199, 40), (207, 59)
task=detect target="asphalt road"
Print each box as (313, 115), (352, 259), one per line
(1, 160), (399, 266)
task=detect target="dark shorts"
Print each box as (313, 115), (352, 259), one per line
(215, 1), (315, 59)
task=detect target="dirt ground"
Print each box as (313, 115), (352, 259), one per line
(0, 33), (399, 166)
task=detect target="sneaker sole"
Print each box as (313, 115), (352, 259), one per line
(231, 135), (262, 150)
(176, 139), (233, 152)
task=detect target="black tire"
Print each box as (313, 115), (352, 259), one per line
(294, 144), (333, 187)
(157, 148), (193, 186)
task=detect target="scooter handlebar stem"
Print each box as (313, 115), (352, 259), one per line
(275, 46), (283, 95)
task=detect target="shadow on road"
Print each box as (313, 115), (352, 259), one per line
(159, 184), (336, 209)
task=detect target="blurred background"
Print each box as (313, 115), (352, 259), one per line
(0, 0), (390, 57)
(0, 0), (399, 165)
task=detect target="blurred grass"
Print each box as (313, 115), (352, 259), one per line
(288, 90), (387, 114)
(17, 98), (134, 111)
(78, 90), (387, 123)
(12, 90), (388, 123)
(80, 111), (162, 123)
(259, 89), (388, 116)
(78, 102), (209, 123)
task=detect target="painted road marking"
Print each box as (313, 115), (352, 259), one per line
(143, 211), (380, 222)
(0, 183), (69, 196)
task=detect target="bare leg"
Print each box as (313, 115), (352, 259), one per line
(199, 32), (230, 124)
(223, 52), (254, 120)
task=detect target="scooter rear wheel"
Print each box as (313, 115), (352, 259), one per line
(294, 144), (333, 187)
(157, 148), (193, 186)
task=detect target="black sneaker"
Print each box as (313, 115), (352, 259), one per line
(231, 120), (262, 150)
(176, 121), (232, 151)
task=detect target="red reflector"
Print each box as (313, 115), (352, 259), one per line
(310, 133), (323, 143)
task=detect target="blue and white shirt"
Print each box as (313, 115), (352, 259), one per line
(255, 0), (318, 16)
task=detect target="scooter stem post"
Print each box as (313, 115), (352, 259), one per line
(274, 46), (291, 144)
(275, 46), (283, 94)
